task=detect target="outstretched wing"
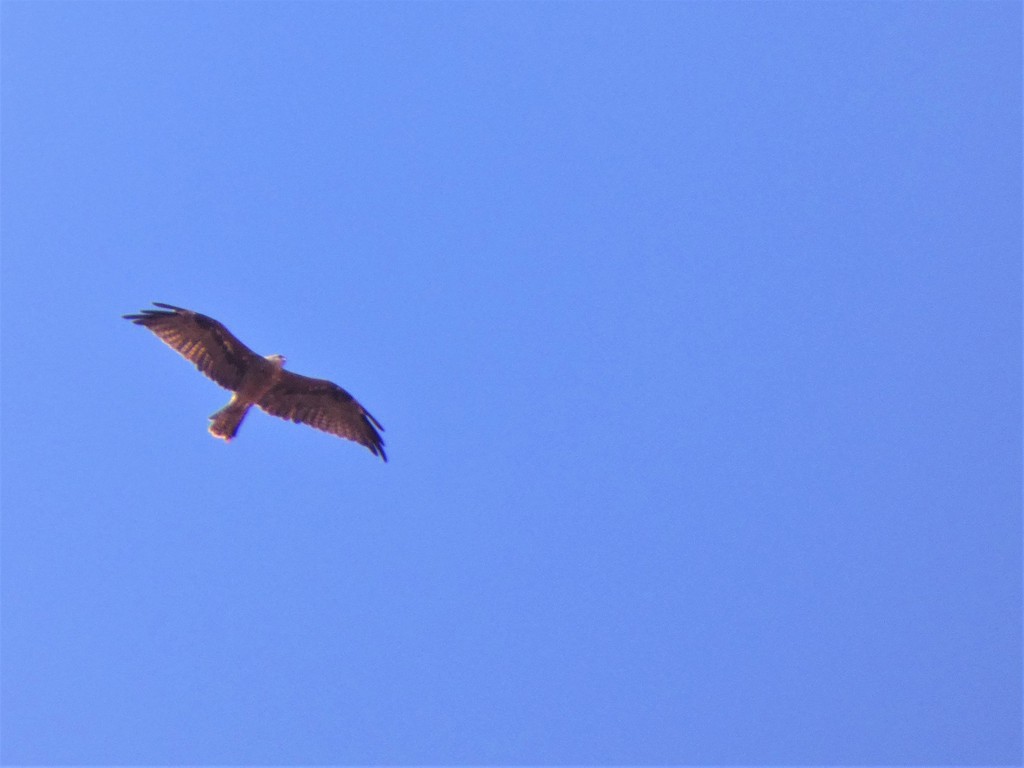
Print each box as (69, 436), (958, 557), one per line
(122, 302), (260, 391)
(257, 370), (387, 461)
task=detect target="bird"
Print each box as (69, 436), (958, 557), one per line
(123, 303), (386, 461)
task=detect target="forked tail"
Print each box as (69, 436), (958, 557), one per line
(208, 401), (250, 441)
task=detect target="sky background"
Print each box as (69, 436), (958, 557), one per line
(1, 2), (1020, 765)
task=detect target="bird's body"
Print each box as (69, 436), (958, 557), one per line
(123, 303), (386, 460)
(207, 353), (286, 441)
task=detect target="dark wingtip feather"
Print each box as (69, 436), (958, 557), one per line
(124, 302), (189, 322)
(361, 411), (387, 461)
(364, 410), (385, 432)
(123, 308), (173, 323)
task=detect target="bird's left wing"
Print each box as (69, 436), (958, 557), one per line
(257, 370), (387, 461)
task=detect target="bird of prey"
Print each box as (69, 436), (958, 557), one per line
(123, 303), (386, 461)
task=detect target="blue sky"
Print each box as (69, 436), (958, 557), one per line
(1, 2), (1020, 764)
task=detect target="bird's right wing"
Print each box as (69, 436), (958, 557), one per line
(123, 303), (260, 391)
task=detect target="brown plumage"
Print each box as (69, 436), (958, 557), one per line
(123, 303), (386, 461)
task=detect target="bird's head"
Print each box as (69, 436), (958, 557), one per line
(266, 354), (287, 368)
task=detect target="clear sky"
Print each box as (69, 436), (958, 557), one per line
(1, 2), (1020, 765)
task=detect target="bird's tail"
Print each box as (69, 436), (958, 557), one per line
(208, 401), (249, 442)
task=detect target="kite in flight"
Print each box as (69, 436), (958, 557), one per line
(123, 303), (386, 461)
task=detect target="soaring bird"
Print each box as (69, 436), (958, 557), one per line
(123, 303), (386, 461)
